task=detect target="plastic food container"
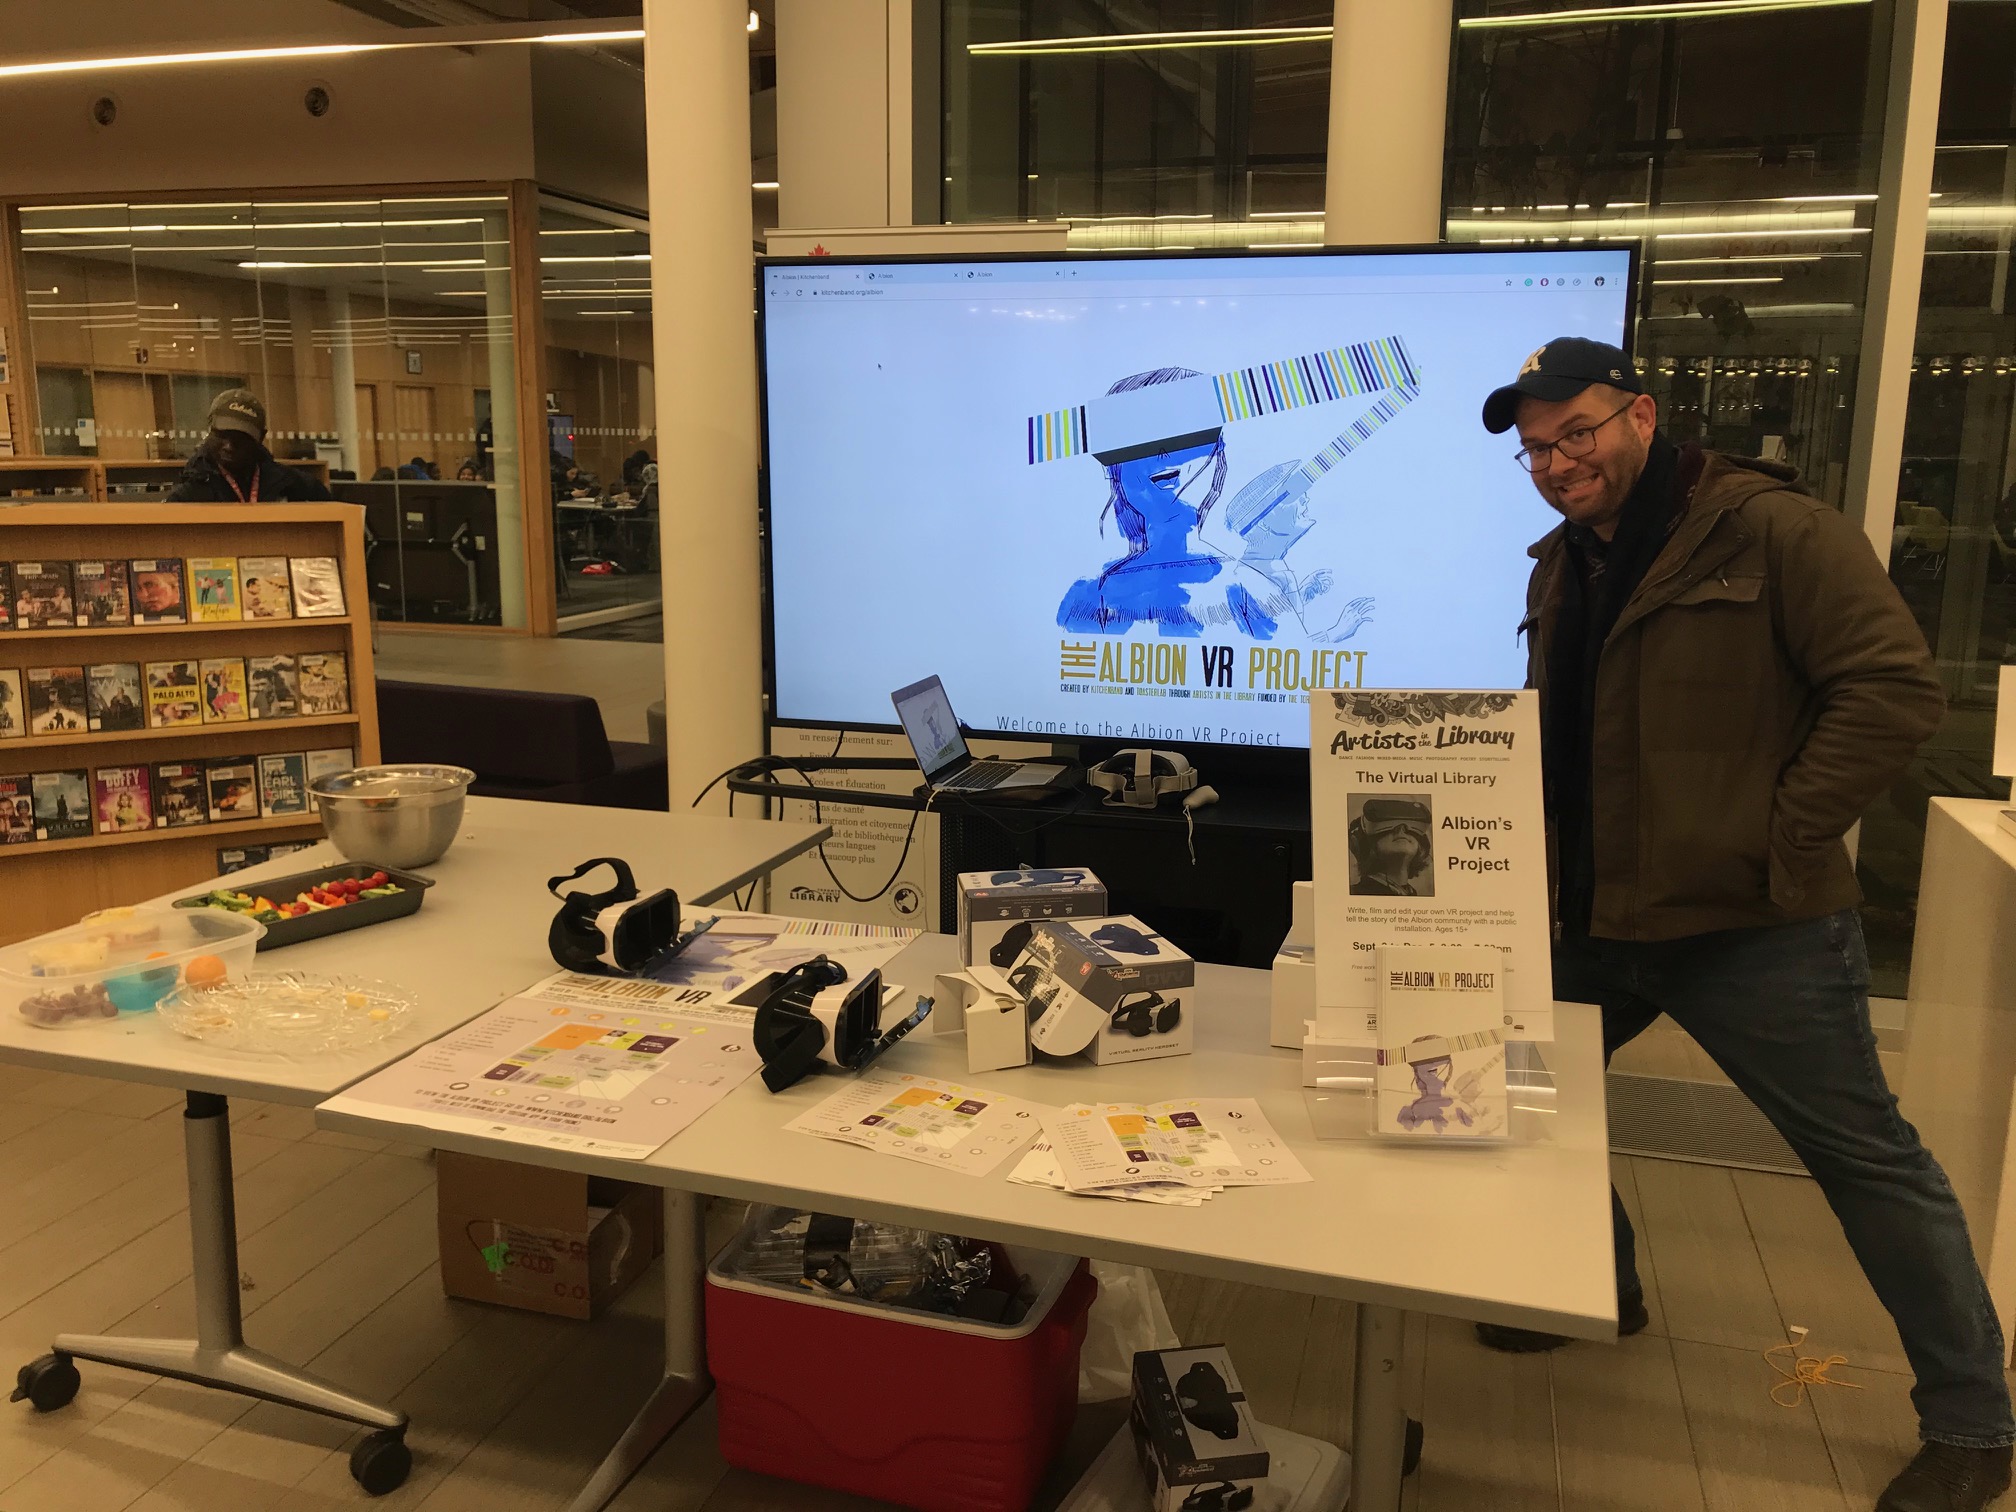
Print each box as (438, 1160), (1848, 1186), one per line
(707, 1207), (1096, 1512)
(173, 862), (434, 950)
(0, 907), (266, 1030)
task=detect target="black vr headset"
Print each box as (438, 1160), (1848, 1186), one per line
(1108, 990), (1182, 1038)
(547, 858), (702, 975)
(1180, 1483), (1255, 1512)
(1176, 1360), (1243, 1441)
(751, 954), (932, 1093)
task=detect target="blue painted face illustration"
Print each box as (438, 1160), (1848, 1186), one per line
(1110, 440), (1220, 549)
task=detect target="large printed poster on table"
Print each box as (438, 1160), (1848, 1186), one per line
(1308, 690), (1553, 1037)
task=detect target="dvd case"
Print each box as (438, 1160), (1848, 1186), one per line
(130, 559), (188, 625)
(297, 651), (350, 715)
(288, 557), (347, 618)
(93, 765), (153, 835)
(239, 556), (293, 620)
(189, 558), (241, 622)
(144, 660), (204, 729)
(0, 668), (23, 739)
(205, 758), (261, 822)
(14, 562), (76, 629)
(199, 657), (249, 724)
(305, 747), (355, 787)
(27, 665), (87, 736)
(31, 769), (91, 841)
(151, 763), (207, 828)
(247, 653), (299, 720)
(73, 560), (132, 628)
(258, 752), (310, 817)
(0, 775), (32, 844)
(85, 662), (145, 732)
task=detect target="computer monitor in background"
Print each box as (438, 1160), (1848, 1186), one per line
(759, 245), (1636, 752)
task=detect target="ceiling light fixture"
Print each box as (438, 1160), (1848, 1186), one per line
(969, 24), (1328, 57)
(1459, 0), (1868, 30)
(0, 19), (644, 81)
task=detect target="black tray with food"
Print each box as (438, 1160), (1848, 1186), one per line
(174, 862), (435, 949)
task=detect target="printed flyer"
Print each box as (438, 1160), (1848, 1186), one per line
(1309, 690), (1553, 1038)
(786, 1071), (1045, 1177)
(321, 914), (917, 1159)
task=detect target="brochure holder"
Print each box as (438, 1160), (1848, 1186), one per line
(1301, 942), (1555, 1145)
(1301, 1038), (1556, 1144)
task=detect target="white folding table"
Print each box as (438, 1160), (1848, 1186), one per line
(0, 796), (828, 1495)
(319, 931), (1617, 1512)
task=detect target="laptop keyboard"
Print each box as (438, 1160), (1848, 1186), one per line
(938, 760), (1022, 791)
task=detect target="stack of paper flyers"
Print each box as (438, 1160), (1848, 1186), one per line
(786, 1071), (1045, 1177)
(1374, 944), (1510, 1139)
(1038, 1099), (1311, 1198)
(1009, 1138), (1213, 1207)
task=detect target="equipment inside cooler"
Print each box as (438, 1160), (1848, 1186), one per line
(726, 1208), (1036, 1326)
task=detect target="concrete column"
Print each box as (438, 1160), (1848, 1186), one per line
(484, 205), (527, 630)
(1322, 0), (1454, 246)
(1843, 0), (1949, 565)
(644, 0), (761, 810)
(776, 0), (913, 228)
(327, 286), (361, 477)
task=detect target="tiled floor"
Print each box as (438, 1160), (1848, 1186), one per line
(0, 1058), (1986, 1512)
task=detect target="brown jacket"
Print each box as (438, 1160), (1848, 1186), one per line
(1524, 450), (1942, 941)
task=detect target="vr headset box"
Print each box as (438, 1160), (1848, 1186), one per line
(1010, 915), (1194, 1066)
(956, 867), (1109, 969)
(1131, 1345), (1270, 1512)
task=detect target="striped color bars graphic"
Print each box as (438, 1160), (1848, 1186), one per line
(1211, 335), (1417, 425)
(1303, 381), (1421, 481)
(1027, 405), (1089, 465)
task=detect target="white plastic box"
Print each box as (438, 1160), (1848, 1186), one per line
(0, 906), (264, 1029)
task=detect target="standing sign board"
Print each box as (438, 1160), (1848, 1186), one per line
(1309, 690), (1553, 1040)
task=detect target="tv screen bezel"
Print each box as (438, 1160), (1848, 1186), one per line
(754, 239), (1643, 750)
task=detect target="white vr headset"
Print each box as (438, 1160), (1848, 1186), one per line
(1087, 748), (1199, 810)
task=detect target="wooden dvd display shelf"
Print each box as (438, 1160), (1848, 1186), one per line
(0, 503), (378, 944)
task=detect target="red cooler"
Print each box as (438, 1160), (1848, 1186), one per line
(706, 1212), (1097, 1512)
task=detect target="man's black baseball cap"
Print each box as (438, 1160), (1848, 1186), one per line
(1481, 337), (1642, 434)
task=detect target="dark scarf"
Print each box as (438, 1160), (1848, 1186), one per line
(1545, 434), (1698, 935)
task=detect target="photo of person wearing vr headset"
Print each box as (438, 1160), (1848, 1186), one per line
(1346, 794), (1435, 898)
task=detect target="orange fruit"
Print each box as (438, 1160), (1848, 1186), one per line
(183, 955), (229, 991)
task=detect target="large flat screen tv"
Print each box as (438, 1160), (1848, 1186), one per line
(759, 245), (1636, 751)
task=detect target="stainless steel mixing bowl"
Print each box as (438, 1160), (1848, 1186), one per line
(309, 764), (474, 870)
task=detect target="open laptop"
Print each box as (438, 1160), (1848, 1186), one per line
(891, 675), (1070, 795)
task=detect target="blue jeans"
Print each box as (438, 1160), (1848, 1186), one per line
(1563, 910), (2015, 1448)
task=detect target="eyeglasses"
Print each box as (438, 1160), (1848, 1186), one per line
(1513, 400), (1635, 474)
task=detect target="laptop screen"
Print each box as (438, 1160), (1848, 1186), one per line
(892, 676), (969, 781)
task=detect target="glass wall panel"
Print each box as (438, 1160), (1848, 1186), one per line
(18, 191), (524, 628)
(539, 198), (659, 627)
(1858, 3), (2016, 996)
(1444, 0), (1884, 508)
(942, 1), (1332, 247)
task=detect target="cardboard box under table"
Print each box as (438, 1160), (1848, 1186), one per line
(436, 1151), (662, 1321)
(706, 1212), (1098, 1512)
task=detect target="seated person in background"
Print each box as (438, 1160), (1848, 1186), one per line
(396, 456), (438, 481)
(371, 466), (397, 481)
(166, 389), (332, 504)
(455, 459), (481, 482)
(621, 448), (654, 491)
(551, 450), (598, 500)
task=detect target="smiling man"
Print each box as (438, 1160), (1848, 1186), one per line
(1481, 337), (2012, 1512)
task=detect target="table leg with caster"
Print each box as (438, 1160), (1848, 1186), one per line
(1348, 1304), (1422, 1509)
(563, 1188), (713, 1512)
(8, 1093), (412, 1496)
